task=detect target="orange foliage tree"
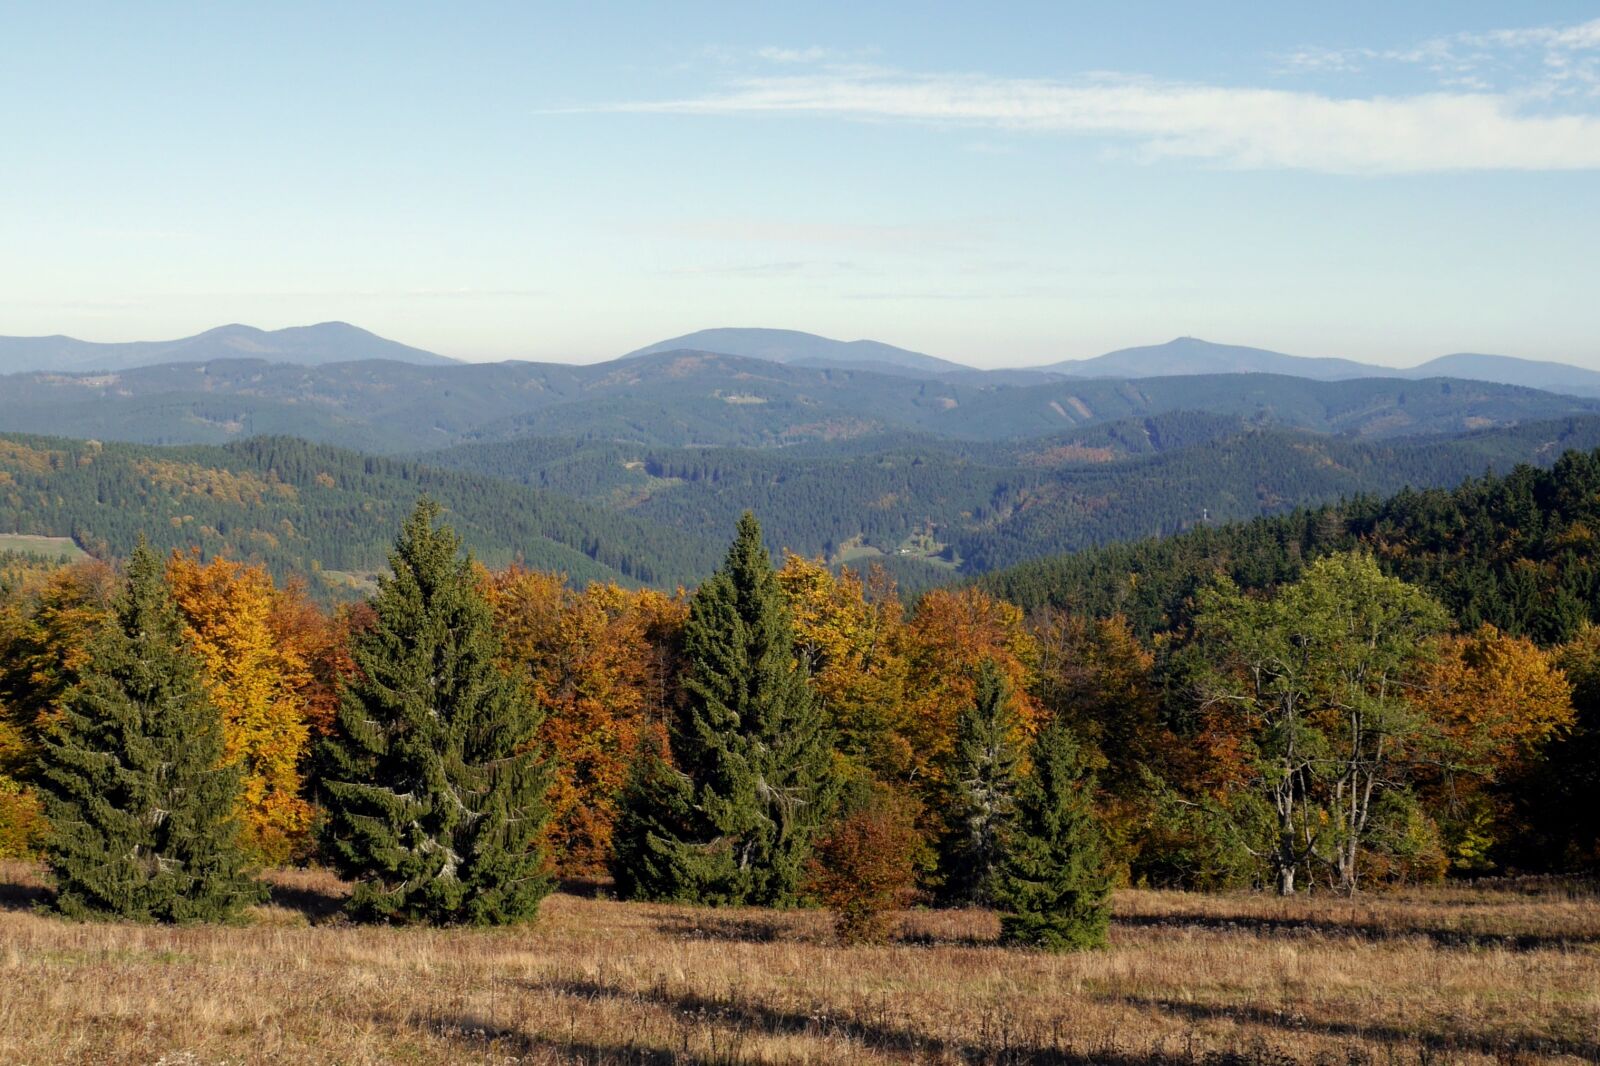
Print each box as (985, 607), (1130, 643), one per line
(166, 554), (315, 864)
(486, 566), (686, 875)
(902, 585), (1040, 792)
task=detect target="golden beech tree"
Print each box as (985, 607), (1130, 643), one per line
(486, 566), (686, 875)
(777, 555), (913, 777)
(902, 586), (1040, 791)
(1413, 624), (1574, 868)
(166, 554), (315, 864)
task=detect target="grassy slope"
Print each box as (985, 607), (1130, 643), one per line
(0, 862), (1595, 1064)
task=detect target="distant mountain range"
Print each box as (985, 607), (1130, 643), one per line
(0, 349), (1592, 454)
(1045, 337), (1600, 396)
(0, 322), (456, 374)
(3, 323), (1597, 397)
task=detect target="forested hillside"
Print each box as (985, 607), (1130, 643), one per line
(424, 413), (1600, 581)
(0, 434), (716, 590)
(2, 350), (1594, 452)
(983, 443), (1600, 645)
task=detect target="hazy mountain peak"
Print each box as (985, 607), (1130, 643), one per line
(1044, 337), (1381, 381)
(0, 322), (456, 373)
(624, 327), (973, 377)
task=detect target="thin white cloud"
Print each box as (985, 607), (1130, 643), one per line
(756, 46), (834, 64)
(1278, 16), (1600, 97)
(601, 70), (1600, 173)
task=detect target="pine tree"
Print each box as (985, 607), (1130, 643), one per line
(36, 540), (260, 922)
(317, 498), (554, 925)
(941, 659), (1022, 905)
(614, 512), (836, 905)
(995, 717), (1112, 951)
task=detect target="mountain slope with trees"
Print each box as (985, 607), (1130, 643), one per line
(0, 434), (716, 591)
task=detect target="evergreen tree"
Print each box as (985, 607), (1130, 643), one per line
(940, 659), (1022, 905)
(317, 498), (554, 925)
(995, 717), (1112, 951)
(614, 512), (836, 905)
(36, 540), (260, 922)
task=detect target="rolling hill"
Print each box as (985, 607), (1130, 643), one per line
(420, 412), (1600, 586)
(0, 322), (456, 374)
(622, 327), (972, 377)
(2, 351), (1594, 453)
(0, 434), (716, 592)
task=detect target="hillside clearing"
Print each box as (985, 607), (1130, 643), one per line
(0, 534), (84, 561)
(0, 864), (1595, 1064)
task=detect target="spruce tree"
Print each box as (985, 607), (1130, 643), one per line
(941, 659), (1023, 906)
(36, 540), (260, 922)
(995, 716), (1112, 951)
(318, 498), (554, 925)
(614, 512), (836, 905)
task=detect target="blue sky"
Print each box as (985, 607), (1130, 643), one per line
(3, 2), (1598, 367)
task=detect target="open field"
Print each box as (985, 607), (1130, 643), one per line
(1, 863), (1597, 1065)
(0, 534), (85, 561)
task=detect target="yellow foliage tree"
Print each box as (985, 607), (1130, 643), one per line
(1413, 624), (1574, 869)
(166, 554), (314, 864)
(777, 555), (913, 777)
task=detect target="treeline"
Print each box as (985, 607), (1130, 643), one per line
(3, 472), (1596, 938)
(0, 433), (716, 590)
(982, 446), (1600, 644)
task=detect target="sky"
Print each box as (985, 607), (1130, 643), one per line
(2, 2), (1598, 368)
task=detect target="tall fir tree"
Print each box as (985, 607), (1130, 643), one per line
(36, 540), (260, 922)
(317, 498), (554, 925)
(940, 659), (1023, 905)
(994, 716), (1112, 951)
(613, 512), (836, 905)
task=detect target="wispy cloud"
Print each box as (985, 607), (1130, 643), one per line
(597, 69), (1600, 173)
(591, 17), (1600, 174)
(1279, 16), (1600, 99)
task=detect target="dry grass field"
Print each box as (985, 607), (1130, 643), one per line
(1, 862), (1597, 1065)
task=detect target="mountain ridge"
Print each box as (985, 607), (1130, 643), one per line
(0, 321), (457, 374)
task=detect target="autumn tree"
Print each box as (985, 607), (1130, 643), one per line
(1413, 625), (1574, 870)
(488, 566), (686, 875)
(778, 554), (912, 778)
(35, 542), (259, 921)
(805, 783), (923, 944)
(167, 554), (315, 864)
(903, 586), (1039, 795)
(318, 499), (554, 925)
(940, 659), (1023, 905)
(995, 717), (1111, 952)
(613, 512), (836, 906)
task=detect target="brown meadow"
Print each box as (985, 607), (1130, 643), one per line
(0, 862), (1596, 1065)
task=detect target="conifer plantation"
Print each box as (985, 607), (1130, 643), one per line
(316, 498), (554, 925)
(34, 541), (260, 922)
(613, 512), (836, 905)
